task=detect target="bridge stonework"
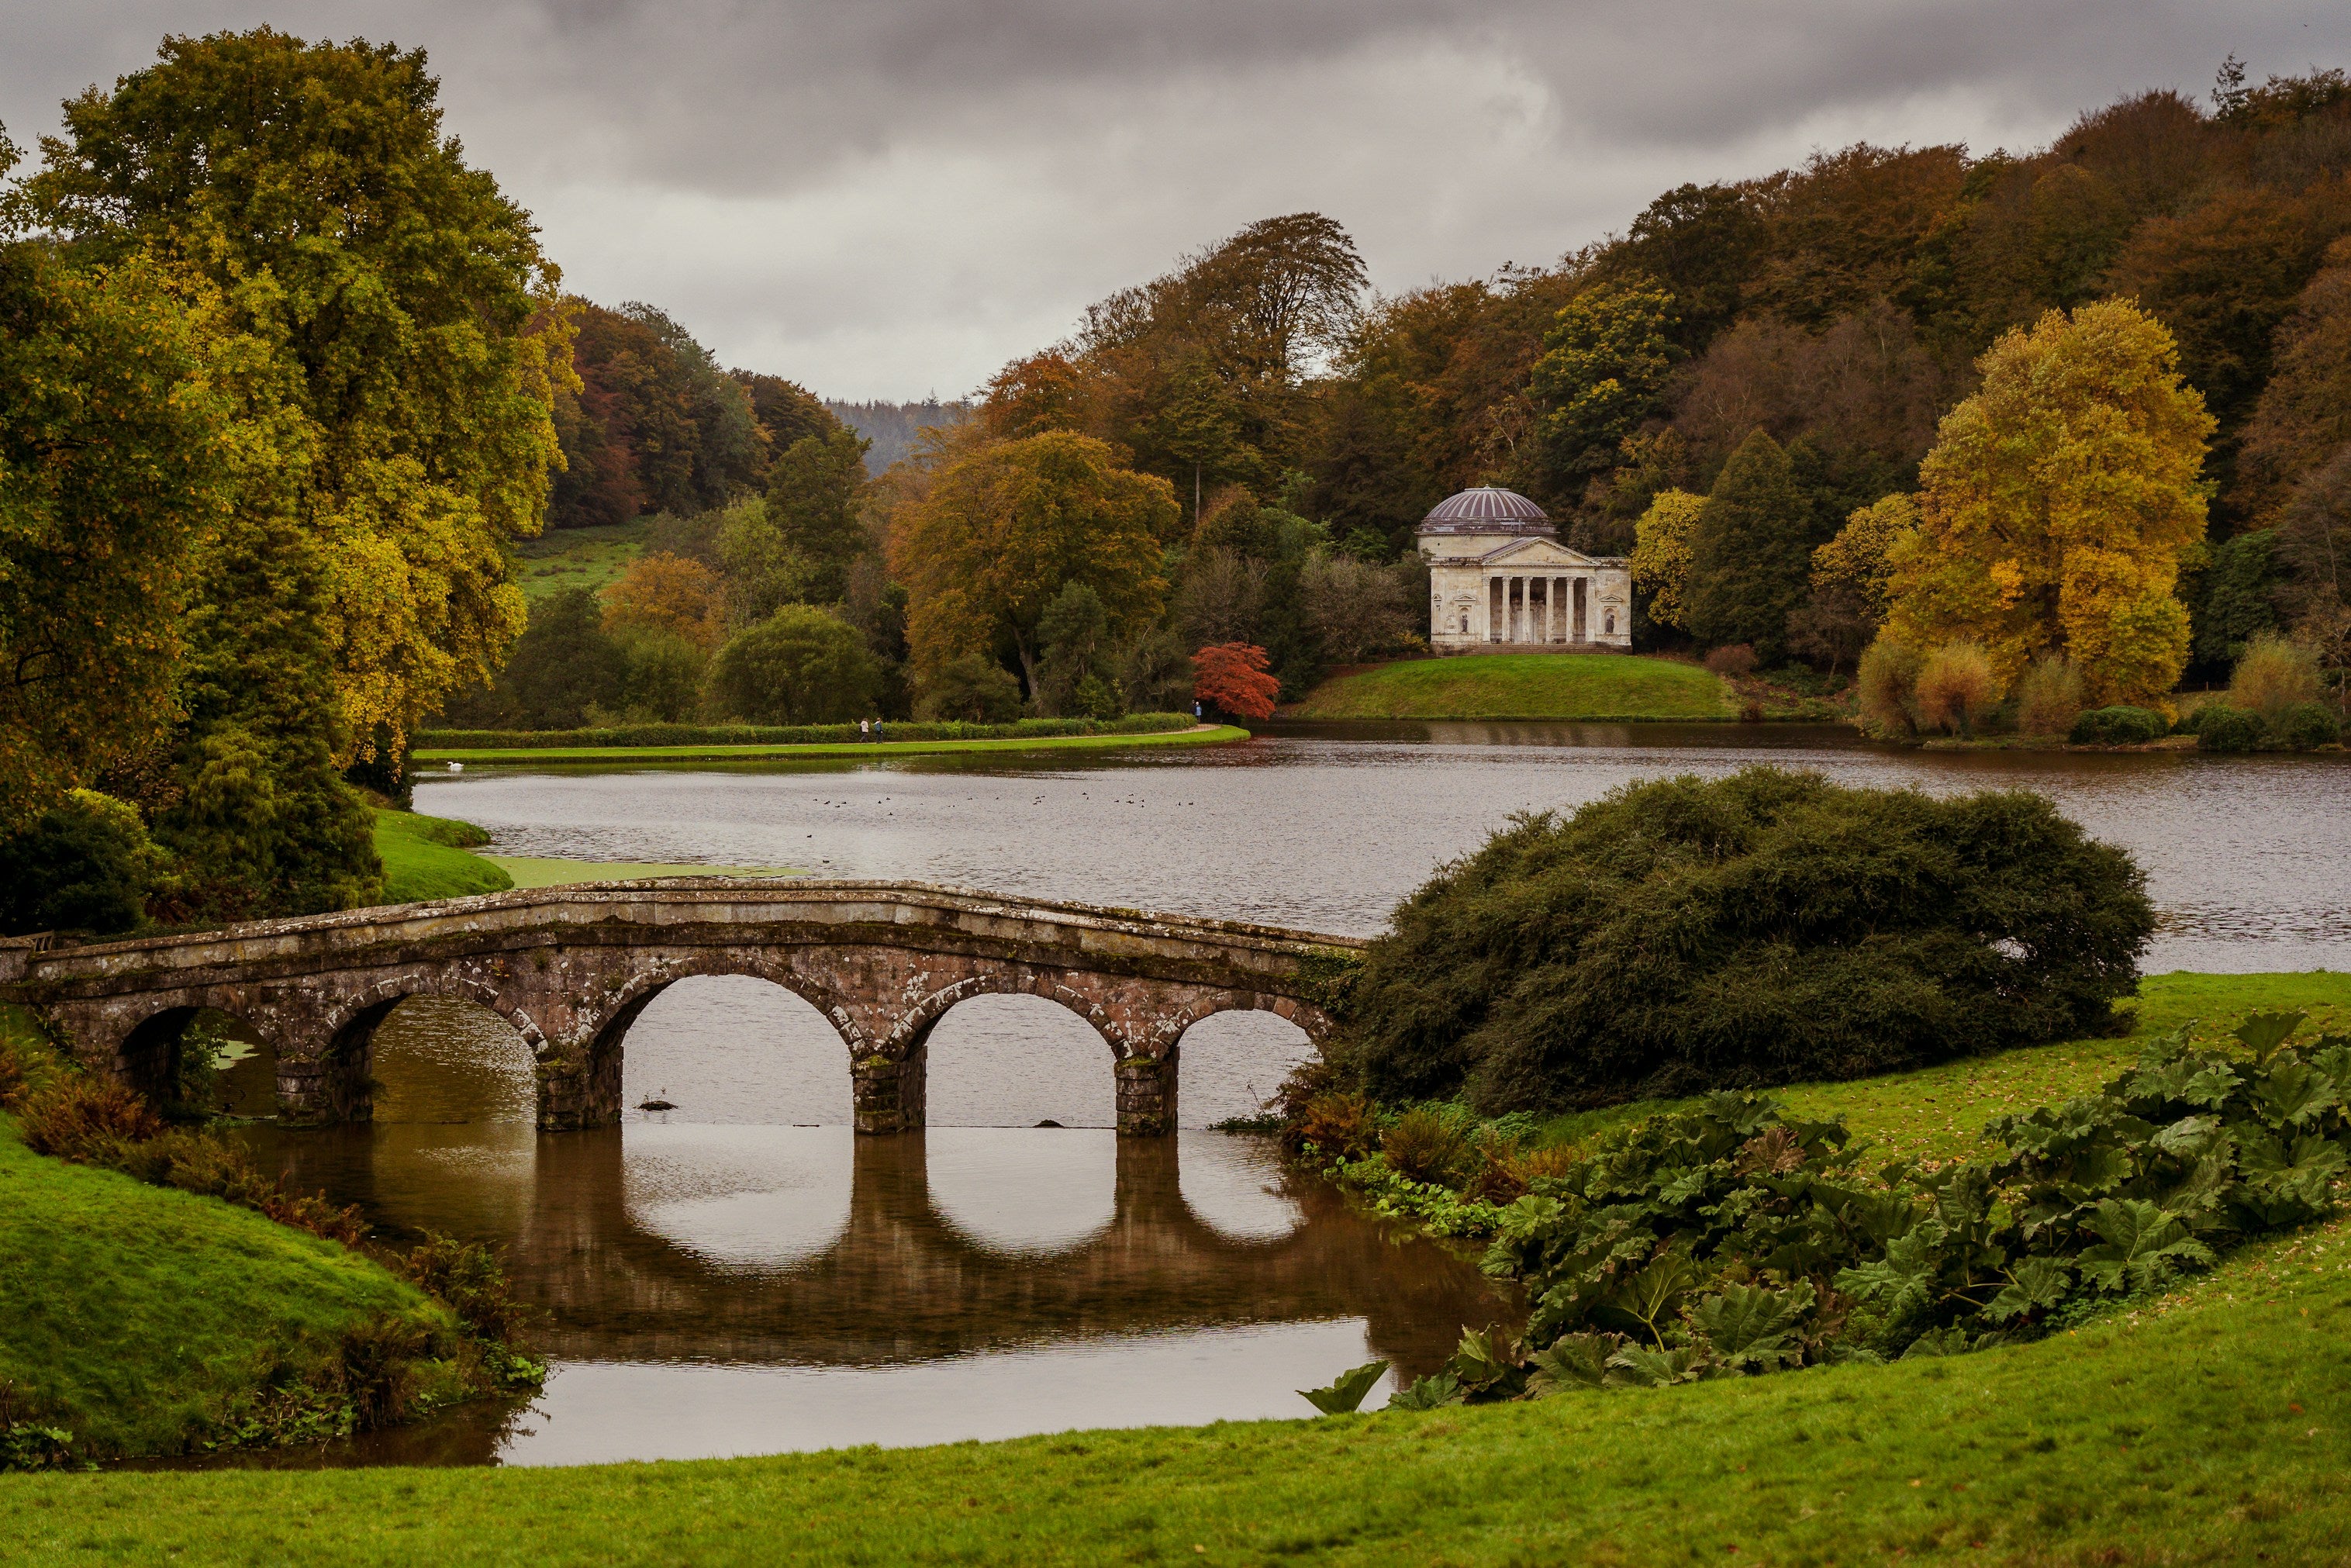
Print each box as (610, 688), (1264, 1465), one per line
(0, 880), (1363, 1137)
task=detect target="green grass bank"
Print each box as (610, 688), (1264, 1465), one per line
(413, 723), (1246, 767)
(1286, 653), (1733, 721)
(0, 1103), (448, 1462)
(1536, 969), (2351, 1165)
(514, 520), (646, 603)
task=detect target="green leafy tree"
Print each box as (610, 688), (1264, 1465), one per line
(1686, 430), (1817, 658)
(1528, 279), (1683, 495)
(0, 790), (164, 936)
(25, 28), (571, 760)
(763, 427), (872, 603)
(0, 136), (227, 831)
(1629, 489), (1704, 630)
(447, 589), (624, 730)
(704, 606), (879, 724)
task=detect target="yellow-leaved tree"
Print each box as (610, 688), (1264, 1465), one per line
(1628, 489), (1704, 630)
(1879, 299), (2215, 707)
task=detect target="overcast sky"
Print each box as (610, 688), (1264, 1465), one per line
(3, 4), (2345, 400)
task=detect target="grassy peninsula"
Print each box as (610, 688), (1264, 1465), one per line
(0, 1107), (450, 1461)
(1286, 654), (1733, 721)
(373, 810), (794, 902)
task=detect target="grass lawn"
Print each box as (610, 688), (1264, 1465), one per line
(1536, 969), (2351, 1162)
(515, 520), (647, 603)
(413, 724), (1248, 766)
(0, 1098), (447, 1461)
(1286, 653), (1732, 721)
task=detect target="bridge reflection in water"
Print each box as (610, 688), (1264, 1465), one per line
(230, 992), (1515, 1466)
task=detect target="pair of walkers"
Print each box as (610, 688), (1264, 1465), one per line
(858, 718), (887, 741)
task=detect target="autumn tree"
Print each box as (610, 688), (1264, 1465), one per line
(1686, 430), (1818, 658)
(889, 431), (1177, 698)
(25, 29), (571, 762)
(0, 141), (226, 831)
(1628, 489), (1705, 630)
(602, 553), (725, 650)
(1881, 299), (2215, 706)
(1812, 492), (1918, 617)
(1192, 643), (1281, 720)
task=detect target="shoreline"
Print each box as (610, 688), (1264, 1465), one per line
(413, 723), (1249, 767)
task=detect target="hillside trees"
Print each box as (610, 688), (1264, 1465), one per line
(1880, 300), (2215, 705)
(1526, 279), (1683, 499)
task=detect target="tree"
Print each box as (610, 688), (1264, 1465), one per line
(1882, 299), (2215, 706)
(1527, 278), (1683, 494)
(0, 790), (164, 936)
(601, 553), (724, 650)
(1192, 643), (1280, 720)
(1811, 492), (1918, 617)
(1686, 430), (1817, 658)
(915, 654), (1023, 722)
(26, 29), (570, 761)
(1032, 582), (1120, 718)
(764, 427), (872, 603)
(889, 431), (1176, 696)
(452, 589), (624, 730)
(1299, 556), (1412, 665)
(0, 152), (227, 831)
(1628, 489), (1704, 630)
(704, 606), (878, 724)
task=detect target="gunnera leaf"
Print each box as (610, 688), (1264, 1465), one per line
(1385, 1372), (1465, 1411)
(2232, 1011), (2308, 1063)
(1297, 1359), (1390, 1415)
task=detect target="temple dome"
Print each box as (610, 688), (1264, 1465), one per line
(1417, 486), (1553, 536)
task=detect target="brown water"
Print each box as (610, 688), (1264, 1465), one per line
(217, 724), (2346, 1465)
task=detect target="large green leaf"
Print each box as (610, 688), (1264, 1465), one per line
(2233, 1010), (2308, 1062)
(1603, 1344), (1714, 1387)
(1296, 1359), (1390, 1415)
(1986, 1255), (2072, 1322)
(1525, 1334), (1612, 1394)
(2254, 1058), (2337, 1128)
(1687, 1280), (1816, 1370)
(1384, 1371), (1465, 1410)
(1607, 1252), (1700, 1344)
(2076, 1198), (2215, 1294)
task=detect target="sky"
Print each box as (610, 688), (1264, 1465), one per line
(3, 3), (2346, 401)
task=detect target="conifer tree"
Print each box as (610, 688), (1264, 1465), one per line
(1687, 430), (1817, 658)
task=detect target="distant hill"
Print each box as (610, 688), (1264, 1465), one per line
(826, 399), (970, 472)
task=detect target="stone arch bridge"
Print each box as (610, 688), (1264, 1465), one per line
(0, 880), (1364, 1135)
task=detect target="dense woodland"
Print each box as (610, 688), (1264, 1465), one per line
(4, 31), (2349, 934)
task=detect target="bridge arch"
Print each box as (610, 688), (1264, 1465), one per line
(1170, 1001), (1318, 1130)
(917, 985), (1124, 1130)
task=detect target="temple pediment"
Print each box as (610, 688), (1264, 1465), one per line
(1476, 537), (1605, 568)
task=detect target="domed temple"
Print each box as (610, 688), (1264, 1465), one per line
(1416, 487), (1632, 652)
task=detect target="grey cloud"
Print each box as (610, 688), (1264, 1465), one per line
(2, 2), (2344, 395)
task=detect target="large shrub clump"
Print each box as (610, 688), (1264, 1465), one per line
(1347, 767), (2152, 1114)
